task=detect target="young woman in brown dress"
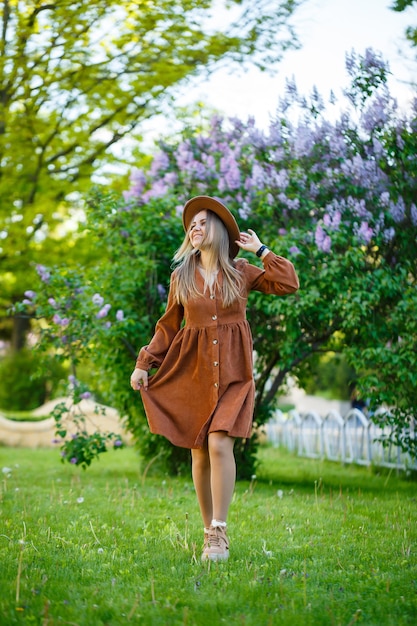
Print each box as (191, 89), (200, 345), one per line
(131, 196), (299, 561)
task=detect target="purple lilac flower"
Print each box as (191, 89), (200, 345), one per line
(36, 264), (50, 283)
(357, 221), (374, 244)
(289, 246), (301, 256)
(321, 235), (332, 253)
(410, 204), (417, 226)
(70, 457), (78, 464)
(238, 203), (251, 220)
(175, 141), (194, 170)
(315, 224), (332, 253)
(293, 126), (314, 158)
(48, 297), (58, 308)
(274, 169), (289, 190)
(345, 50), (356, 74)
(246, 126), (267, 150)
(323, 210), (341, 230)
(123, 168), (147, 201)
(150, 151), (170, 176)
(68, 375), (77, 386)
(311, 85), (325, 112)
(163, 171), (178, 186)
(116, 309), (125, 321)
(113, 439), (123, 448)
(251, 163), (266, 189)
(380, 192), (390, 207)
(142, 179), (169, 202)
(286, 198), (300, 211)
(389, 197), (406, 223)
(362, 94), (391, 134)
(96, 304), (111, 319)
(382, 227), (395, 242)
(372, 137), (384, 158)
(24, 290), (36, 299)
(285, 75), (298, 100)
(202, 153), (216, 172)
(219, 153), (241, 191)
(22, 299), (33, 305)
(105, 321), (112, 328)
(92, 293), (104, 306)
(52, 313), (69, 327)
(80, 391), (92, 400)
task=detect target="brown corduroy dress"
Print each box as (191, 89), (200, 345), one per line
(135, 251), (299, 449)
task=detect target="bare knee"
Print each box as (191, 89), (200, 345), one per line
(208, 432), (235, 461)
(191, 445), (210, 472)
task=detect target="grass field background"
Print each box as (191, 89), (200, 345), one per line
(0, 445), (416, 625)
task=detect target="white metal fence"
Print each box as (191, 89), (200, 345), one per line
(265, 408), (417, 471)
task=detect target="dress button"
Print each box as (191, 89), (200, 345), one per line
(210, 295), (215, 300)
(213, 361), (218, 367)
(214, 383), (219, 388)
(213, 339), (218, 344)
(212, 315), (217, 320)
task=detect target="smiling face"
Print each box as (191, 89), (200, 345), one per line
(188, 210), (210, 249)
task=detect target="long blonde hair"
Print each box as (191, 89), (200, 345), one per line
(172, 211), (244, 307)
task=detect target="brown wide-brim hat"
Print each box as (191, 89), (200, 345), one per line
(182, 195), (240, 259)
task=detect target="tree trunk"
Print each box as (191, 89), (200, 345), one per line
(11, 315), (30, 352)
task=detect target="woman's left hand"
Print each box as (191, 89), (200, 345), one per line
(236, 229), (264, 254)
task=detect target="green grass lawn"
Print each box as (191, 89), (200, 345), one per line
(0, 445), (416, 625)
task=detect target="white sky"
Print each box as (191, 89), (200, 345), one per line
(174, 0), (416, 128)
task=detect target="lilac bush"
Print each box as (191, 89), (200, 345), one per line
(121, 48), (416, 460)
(17, 49), (417, 471)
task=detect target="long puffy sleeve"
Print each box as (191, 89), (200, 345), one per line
(135, 274), (184, 371)
(242, 251), (299, 295)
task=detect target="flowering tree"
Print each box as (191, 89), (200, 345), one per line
(17, 49), (417, 474)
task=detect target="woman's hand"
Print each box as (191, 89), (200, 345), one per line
(130, 368), (148, 391)
(236, 229), (265, 255)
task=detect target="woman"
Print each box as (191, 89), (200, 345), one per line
(130, 195), (299, 561)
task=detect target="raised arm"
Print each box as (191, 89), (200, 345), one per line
(236, 229), (299, 295)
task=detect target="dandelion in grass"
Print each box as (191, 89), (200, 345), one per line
(77, 497), (84, 504)
(277, 489), (284, 499)
(2, 466), (12, 476)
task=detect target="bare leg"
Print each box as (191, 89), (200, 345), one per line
(207, 431), (236, 523)
(191, 440), (212, 528)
